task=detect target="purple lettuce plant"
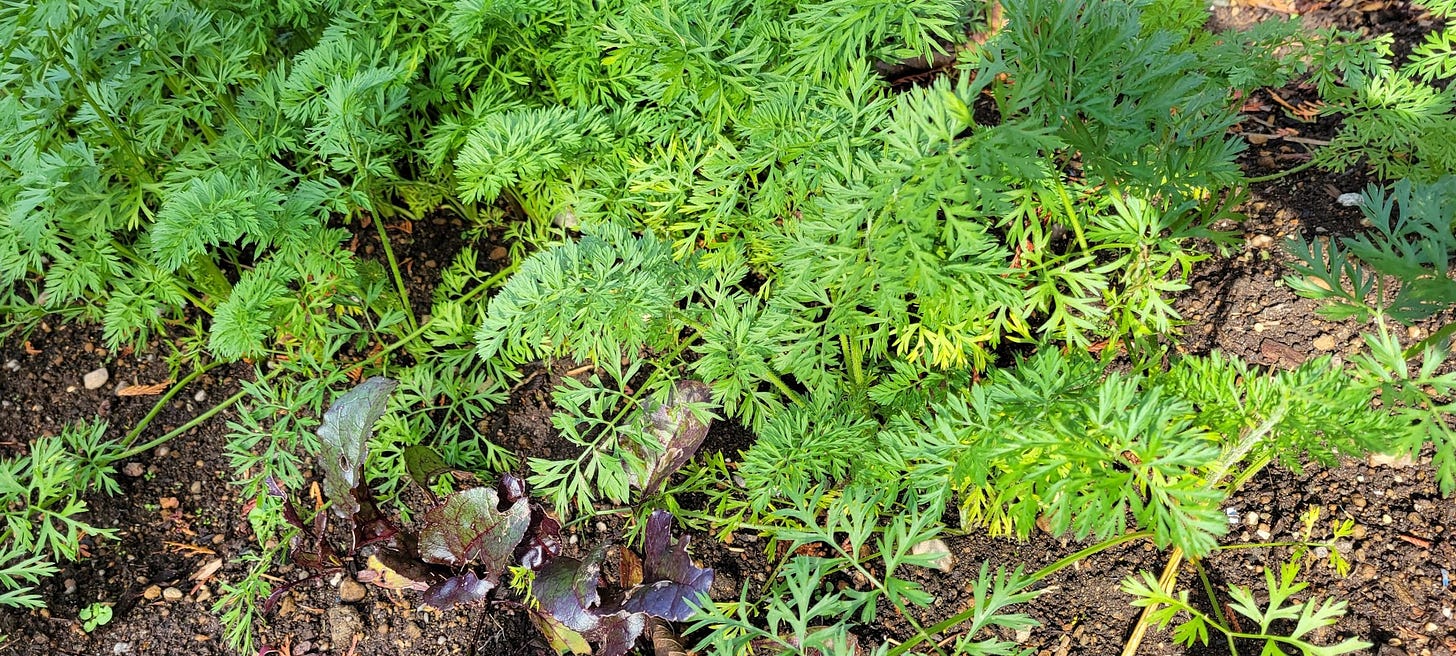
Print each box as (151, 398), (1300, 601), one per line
(261, 377), (715, 656)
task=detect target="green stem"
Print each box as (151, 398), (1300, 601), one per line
(888, 530), (1154, 656)
(1122, 408), (1287, 656)
(371, 214), (419, 332)
(120, 359), (226, 449)
(841, 331), (865, 388)
(1403, 320), (1456, 360)
(1243, 157), (1318, 184)
(1194, 559), (1241, 656)
(760, 369), (803, 405)
(46, 28), (150, 182)
(187, 252), (234, 304)
(1056, 181), (1090, 252)
(105, 366), (285, 464)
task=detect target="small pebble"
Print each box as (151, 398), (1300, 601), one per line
(1244, 512), (1259, 528)
(1247, 234), (1274, 249)
(1337, 192), (1363, 207)
(193, 390), (207, 403)
(910, 538), (956, 573)
(1313, 335), (1336, 351)
(338, 578), (367, 604)
(143, 585), (161, 600)
(162, 587), (183, 602)
(3, 359), (18, 371)
(84, 367), (110, 390)
(113, 643), (132, 655)
(63, 578), (76, 595)
(189, 481), (202, 495)
(123, 462), (145, 477)
(157, 446), (171, 458)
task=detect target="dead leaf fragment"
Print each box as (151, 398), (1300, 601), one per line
(117, 380), (174, 396)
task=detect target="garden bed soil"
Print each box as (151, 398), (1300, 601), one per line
(3, 1), (1456, 655)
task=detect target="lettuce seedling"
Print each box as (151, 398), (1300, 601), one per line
(263, 377), (713, 656)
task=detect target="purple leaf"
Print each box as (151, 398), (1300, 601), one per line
(532, 546), (605, 633)
(350, 487), (400, 550)
(584, 610), (647, 656)
(263, 477), (340, 573)
(418, 487), (531, 570)
(422, 572), (495, 610)
(317, 377), (397, 518)
(517, 508), (563, 571)
(621, 510), (713, 621)
(638, 380), (714, 495)
(498, 472), (527, 504)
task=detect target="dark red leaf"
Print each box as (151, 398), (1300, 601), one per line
(517, 508), (563, 571)
(317, 377), (397, 519)
(419, 487), (531, 570)
(498, 472), (527, 504)
(532, 546), (605, 633)
(584, 610), (647, 656)
(638, 380), (714, 495)
(422, 572), (495, 610)
(621, 511), (713, 621)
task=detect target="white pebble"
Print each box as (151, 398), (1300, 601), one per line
(3, 359), (18, 371)
(193, 390), (207, 402)
(83, 367), (110, 390)
(1337, 193), (1363, 207)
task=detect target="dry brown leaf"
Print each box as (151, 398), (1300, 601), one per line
(618, 548), (644, 588)
(117, 379), (174, 396)
(164, 542), (216, 556)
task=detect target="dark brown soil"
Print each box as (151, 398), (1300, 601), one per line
(4, 2), (1456, 655)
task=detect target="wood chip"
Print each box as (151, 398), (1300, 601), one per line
(190, 558), (224, 583)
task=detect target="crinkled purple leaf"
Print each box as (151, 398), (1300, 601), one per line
(498, 472), (527, 503)
(350, 486), (400, 549)
(532, 546), (606, 633)
(637, 380), (714, 495)
(517, 508), (563, 571)
(584, 610), (647, 656)
(422, 572), (495, 610)
(621, 510), (713, 621)
(418, 487), (531, 570)
(403, 445), (452, 489)
(317, 377), (397, 518)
